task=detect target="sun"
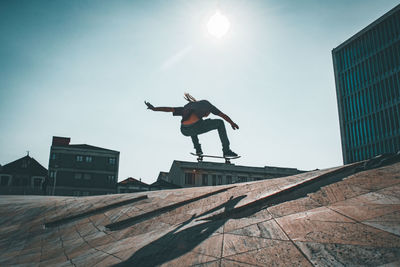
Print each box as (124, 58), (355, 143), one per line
(207, 10), (231, 38)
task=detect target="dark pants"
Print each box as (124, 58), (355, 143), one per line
(180, 119), (230, 151)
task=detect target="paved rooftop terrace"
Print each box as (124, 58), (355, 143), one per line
(0, 159), (399, 266)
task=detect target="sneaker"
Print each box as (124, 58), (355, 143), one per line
(195, 147), (203, 155)
(223, 149), (238, 157)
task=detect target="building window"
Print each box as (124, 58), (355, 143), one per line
(76, 155), (83, 162)
(0, 176), (10, 186)
(73, 191), (80, 196)
(84, 174), (91, 180)
(238, 176), (247, 183)
(85, 156), (92, 163)
(74, 173), (82, 179)
(218, 175), (222, 185)
(185, 173), (195, 185)
(50, 171), (55, 178)
(212, 175), (217, 186)
(109, 158), (116, 165)
(202, 174), (208, 186)
(51, 153), (56, 160)
(82, 191), (90, 196)
(32, 177), (43, 188)
(226, 175), (232, 184)
(21, 161), (28, 168)
(108, 175), (115, 183)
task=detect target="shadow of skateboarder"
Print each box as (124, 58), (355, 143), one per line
(115, 195), (246, 267)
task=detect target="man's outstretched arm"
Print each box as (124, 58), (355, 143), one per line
(218, 112), (239, 130)
(145, 101), (175, 112)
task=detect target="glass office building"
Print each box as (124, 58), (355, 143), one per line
(332, 4), (400, 164)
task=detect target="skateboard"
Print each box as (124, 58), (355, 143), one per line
(190, 153), (241, 164)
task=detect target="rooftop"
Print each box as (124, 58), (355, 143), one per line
(52, 144), (120, 153)
(150, 179), (182, 189)
(0, 155), (47, 176)
(118, 177), (149, 187)
(332, 3), (400, 52)
(51, 135), (119, 153)
(0, 155), (399, 266)
(171, 160), (304, 174)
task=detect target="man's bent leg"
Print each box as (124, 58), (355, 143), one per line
(195, 119), (230, 151)
(191, 135), (202, 154)
(181, 125), (203, 154)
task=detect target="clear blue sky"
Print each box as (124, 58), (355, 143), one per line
(1, 0), (398, 184)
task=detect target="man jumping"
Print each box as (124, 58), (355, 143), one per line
(145, 93), (239, 157)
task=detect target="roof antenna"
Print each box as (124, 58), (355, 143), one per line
(26, 151), (30, 156)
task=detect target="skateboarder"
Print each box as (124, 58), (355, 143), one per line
(145, 93), (239, 157)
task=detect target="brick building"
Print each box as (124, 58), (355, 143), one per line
(48, 136), (119, 196)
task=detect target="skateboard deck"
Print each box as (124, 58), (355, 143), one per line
(190, 153), (240, 164)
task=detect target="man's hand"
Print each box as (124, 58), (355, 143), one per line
(144, 101), (155, 110)
(231, 122), (239, 130)
(219, 112), (239, 130)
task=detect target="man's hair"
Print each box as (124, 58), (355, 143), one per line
(184, 93), (197, 102)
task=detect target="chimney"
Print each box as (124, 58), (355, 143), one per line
(52, 136), (71, 146)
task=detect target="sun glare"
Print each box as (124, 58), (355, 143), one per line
(207, 10), (231, 38)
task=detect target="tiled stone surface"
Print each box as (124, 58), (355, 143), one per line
(276, 207), (400, 247)
(159, 251), (219, 267)
(378, 260), (400, 267)
(227, 219), (289, 240)
(330, 202), (400, 222)
(222, 234), (278, 257)
(220, 259), (257, 267)
(296, 241), (400, 267)
(363, 221), (400, 236)
(224, 239), (312, 266)
(0, 162), (399, 266)
(223, 217), (269, 233)
(191, 233), (223, 258)
(308, 163), (400, 207)
(267, 196), (322, 218)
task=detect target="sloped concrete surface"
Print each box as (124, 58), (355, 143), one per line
(0, 162), (399, 266)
